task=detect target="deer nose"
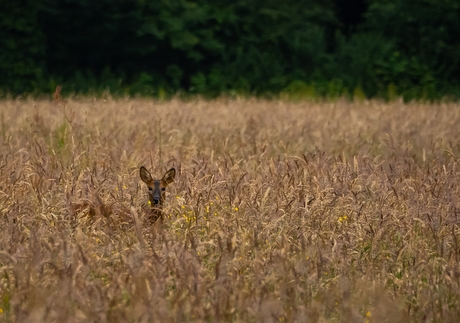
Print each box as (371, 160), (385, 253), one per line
(153, 197), (160, 205)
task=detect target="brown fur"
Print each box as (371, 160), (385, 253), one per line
(139, 167), (175, 223)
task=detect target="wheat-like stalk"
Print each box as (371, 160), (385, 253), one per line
(0, 97), (459, 322)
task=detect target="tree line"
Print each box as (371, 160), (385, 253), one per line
(1, 0), (459, 100)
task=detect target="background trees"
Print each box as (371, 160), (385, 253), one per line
(1, 0), (459, 99)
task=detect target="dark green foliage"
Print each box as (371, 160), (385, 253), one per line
(0, 0), (45, 94)
(361, 0), (460, 100)
(0, 0), (459, 99)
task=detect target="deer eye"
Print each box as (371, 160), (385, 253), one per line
(161, 187), (166, 191)
(148, 187), (153, 191)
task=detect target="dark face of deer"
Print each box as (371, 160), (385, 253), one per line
(140, 167), (176, 209)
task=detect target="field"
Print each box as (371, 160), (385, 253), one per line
(1, 98), (460, 322)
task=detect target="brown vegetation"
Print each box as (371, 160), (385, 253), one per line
(1, 98), (460, 322)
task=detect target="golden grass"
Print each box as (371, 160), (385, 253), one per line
(1, 98), (460, 322)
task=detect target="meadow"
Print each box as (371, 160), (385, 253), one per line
(1, 98), (460, 322)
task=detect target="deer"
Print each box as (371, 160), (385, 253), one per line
(139, 166), (176, 223)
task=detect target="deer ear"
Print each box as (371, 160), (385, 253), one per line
(140, 167), (153, 184)
(162, 168), (176, 185)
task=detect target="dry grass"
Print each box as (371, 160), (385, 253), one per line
(1, 98), (460, 322)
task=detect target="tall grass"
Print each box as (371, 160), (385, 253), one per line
(1, 98), (460, 322)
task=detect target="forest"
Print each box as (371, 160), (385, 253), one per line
(1, 0), (459, 100)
